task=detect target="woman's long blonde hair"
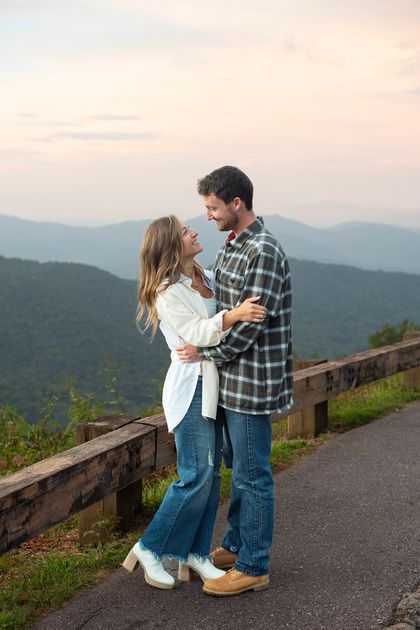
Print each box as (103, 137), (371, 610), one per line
(137, 215), (204, 335)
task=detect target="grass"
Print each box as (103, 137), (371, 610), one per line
(0, 542), (132, 630)
(328, 374), (420, 430)
(1, 375), (419, 629)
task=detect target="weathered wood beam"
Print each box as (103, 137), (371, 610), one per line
(287, 359), (328, 438)
(136, 414), (176, 469)
(280, 337), (420, 419)
(402, 331), (420, 389)
(0, 421), (156, 553)
(76, 415), (144, 543)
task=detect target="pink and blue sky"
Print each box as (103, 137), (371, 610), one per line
(1, 0), (419, 228)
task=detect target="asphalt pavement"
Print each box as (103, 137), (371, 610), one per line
(32, 402), (420, 630)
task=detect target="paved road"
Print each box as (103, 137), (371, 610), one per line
(32, 403), (420, 630)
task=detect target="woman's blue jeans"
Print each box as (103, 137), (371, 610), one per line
(140, 378), (223, 561)
(221, 409), (274, 576)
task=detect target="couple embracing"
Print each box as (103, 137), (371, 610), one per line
(123, 166), (293, 597)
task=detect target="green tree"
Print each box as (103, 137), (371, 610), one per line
(368, 320), (420, 348)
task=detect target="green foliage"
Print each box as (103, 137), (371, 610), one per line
(141, 468), (179, 514)
(289, 258), (420, 358)
(328, 374), (420, 430)
(0, 360), (159, 478)
(0, 405), (68, 476)
(3, 255), (420, 422)
(0, 256), (169, 422)
(368, 320), (420, 348)
(270, 438), (314, 466)
(67, 387), (105, 427)
(0, 386), (108, 476)
(0, 543), (131, 630)
(101, 355), (128, 412)
(219, 465), (233, 503)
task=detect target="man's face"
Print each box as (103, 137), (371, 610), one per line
(203, 193), (239, 232)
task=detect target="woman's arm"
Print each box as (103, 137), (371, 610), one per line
(221, 297), (266, 330)
(156, 292), (266, 348)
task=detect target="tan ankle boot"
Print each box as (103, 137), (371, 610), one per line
(203, 568), (269, 596)
(210, 547), (238, 569)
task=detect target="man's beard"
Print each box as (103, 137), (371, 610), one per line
(215, 210), (238, 232)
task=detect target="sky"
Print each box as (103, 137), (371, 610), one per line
(1, 0), (420, 229)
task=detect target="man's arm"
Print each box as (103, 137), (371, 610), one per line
(195, 251), (291, 366)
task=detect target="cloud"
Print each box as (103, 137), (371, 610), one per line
(49, 121), (85, 127)
(40, 131), (158, 142)
(88, 115), (143, 121)
(372, 84), (420, 100)
(406, 85), (420, 97)
(0, 149), (43, 156)
(19, 120), (85, 128)
(0, 148), (45, 164)
(0, 3), (226, 69)
(399, 56), (420, 75)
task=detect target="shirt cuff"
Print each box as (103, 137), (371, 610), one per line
(213, 309), (231, 339)
(197, 346), (210, 359)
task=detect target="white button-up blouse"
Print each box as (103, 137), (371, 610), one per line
(156, 271), (228, 432)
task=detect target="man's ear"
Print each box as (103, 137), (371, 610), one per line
(232, 197), (242, 212)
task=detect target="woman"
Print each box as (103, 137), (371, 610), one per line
(122, 215), (266, 590)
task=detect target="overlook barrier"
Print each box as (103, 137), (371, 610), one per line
(1, 333), (420, 555)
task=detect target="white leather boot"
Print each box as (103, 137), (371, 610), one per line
(122, 542), (175, 589)
(178, 554), (226, 582)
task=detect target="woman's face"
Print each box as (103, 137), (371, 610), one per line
(180, 223), (203, 259)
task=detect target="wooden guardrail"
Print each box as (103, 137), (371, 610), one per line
(1, 334), (420, 555)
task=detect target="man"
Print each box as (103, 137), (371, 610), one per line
(176, 165), (293, 596)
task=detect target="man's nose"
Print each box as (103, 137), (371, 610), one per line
(206, 209), (214, 221)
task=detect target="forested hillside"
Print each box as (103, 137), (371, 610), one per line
(289, 258), (420, 357)
(1, 255), (420, 422)
(0, 257), (169, 421)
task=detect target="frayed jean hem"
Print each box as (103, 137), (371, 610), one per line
(234, 560), (269, 577)
(138, 540), (211, 565)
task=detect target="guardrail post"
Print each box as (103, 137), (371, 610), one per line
(287, 359), (328, 439)
(402, 331), (420, 388)
(76, 415), (143, 544)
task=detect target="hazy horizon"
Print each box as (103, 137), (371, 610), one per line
(1, 208), (420, 233)
(1, 1), (420, 228)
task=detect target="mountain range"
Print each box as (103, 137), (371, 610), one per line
(1, 213), (419, 279)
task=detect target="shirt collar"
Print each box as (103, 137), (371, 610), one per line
(227, 216), (264, 250)
(179, 272), (193, 286)
(178, 271), (211, 289)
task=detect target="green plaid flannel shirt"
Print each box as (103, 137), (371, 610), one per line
(197, 218), (293, 415)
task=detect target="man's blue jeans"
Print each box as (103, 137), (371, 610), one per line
(140, 378), (223, 561)
(221, 409), (274, 576)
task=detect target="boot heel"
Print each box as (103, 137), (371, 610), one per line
(122, 549), (139, 572)
(178, 563), (191, 582)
